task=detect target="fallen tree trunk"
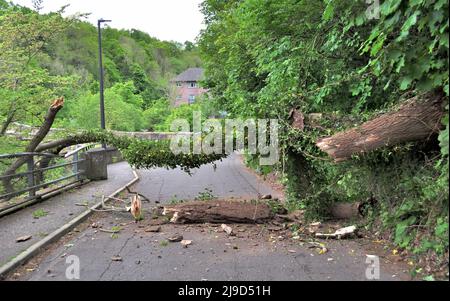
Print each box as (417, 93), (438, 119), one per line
(316, 92), (444, 162)
(163, 200), (274, 224)
(34, 135), (92, 154)
(34, 130), (179, 153)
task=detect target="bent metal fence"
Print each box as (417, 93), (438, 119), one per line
(0, 144), (94, 212)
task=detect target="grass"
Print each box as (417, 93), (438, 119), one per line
(110, 226), (121, 239)
(160, 240), (169, 247)
(111, 226), (122, 232)
(267, 199), (285, 214)
(169, 195), (183, 205)
(195, 188), (217, 201)
(135, 209), (145, 222)
(32, 209), (49, 219)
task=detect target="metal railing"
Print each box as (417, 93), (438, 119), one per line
(0, 144), (94, 205)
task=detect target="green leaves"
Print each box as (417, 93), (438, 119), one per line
(395, 216), (417, 248)
(322, 1), (334, 21)
(73, 130), (226, 172)
(380, 0), (402, 17)
(398, 10), (420, 41)
(371, 34), (386, 56)
(360, 0), (448, 94)
(65, 82), (145, 132)
(399, 76), (413, 90)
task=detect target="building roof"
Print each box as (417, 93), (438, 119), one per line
(171, 68), (204, 82)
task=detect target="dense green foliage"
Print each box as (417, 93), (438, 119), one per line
(0, 0), (202, 138)
(60, 130), (226, 171)
(199, 0), (449, 276)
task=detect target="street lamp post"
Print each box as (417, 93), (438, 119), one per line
(98, 18), (111, 149)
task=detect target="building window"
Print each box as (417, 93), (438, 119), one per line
(188, 95), (196, 104)
(176, 82), (183, 87)
(188, 82), (198, 88)
(176, 95), (182, 100)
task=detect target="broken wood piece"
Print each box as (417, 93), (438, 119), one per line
(111, 256), (122, 262)
(16, 235), (32, 243)
(316, 225), (357, 240)
(131, 195), (143, 221)
(99, 228), (121, 234)
(162, 200), (273, 224)
(181, 240), (192, 248)
(91, 223), (100, 229)
(221, 224), (234, 236)
(308, 222), (322, 234)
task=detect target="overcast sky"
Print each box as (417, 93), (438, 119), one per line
(12, 0), (205, 43)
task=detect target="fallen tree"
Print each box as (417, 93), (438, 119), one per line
(2, 97), (65, 193)
(316, 92), (445, 162)
(163, 200), (274, 224)
(1, 98), (226, 199)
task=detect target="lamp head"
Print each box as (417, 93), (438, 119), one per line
(98, 19), (112, 24)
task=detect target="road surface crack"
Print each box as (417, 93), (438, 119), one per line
(99, 233), (135, 281)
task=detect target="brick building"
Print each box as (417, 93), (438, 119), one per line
(170, 68), (207, 107)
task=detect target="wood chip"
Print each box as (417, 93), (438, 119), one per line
(316, 225), (357, 240)
(181, 240), (193, 248)
(16, 235), (32, 243)
(221, 224), (234, 236)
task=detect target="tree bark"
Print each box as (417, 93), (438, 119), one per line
(316, 92), (445, 162)
(2, 97), (65, 195)
(0, 108), (16, 136)
(163, 200), (274, 224)
(34, 135), (92, 153)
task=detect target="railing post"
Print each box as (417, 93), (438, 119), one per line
(73, 150), (79, 181)
(85, 148), (108, 181)
(27, 155), (36, 198)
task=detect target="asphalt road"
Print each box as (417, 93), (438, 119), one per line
(132, 153), (281, 203)
(9, 155), (412, 281)
(0, 162), (135, 269)
(17, 217), (410, 281)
